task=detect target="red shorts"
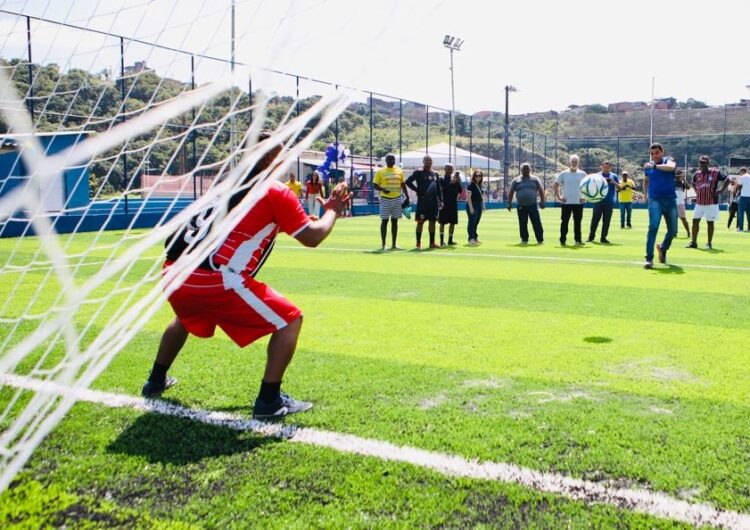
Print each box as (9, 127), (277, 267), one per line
(165, 264), (301, 347)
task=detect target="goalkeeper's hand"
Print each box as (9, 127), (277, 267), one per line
(319, 182), (351, 217)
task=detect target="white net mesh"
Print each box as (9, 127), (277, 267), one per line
(0, 1), (363, 491)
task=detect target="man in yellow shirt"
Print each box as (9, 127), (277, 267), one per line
(618, 171), (637, 228)
(373, 153), (408, 250)
(286, 172), (303, 201)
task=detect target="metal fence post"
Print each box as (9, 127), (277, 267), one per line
(398, 99), (403, 164)
(469, 115), (473, 169)
(425, 105), (429, 154)
(369, 92), (374, 204)
(120, 36), (128, 213)
(448, 110), (453, 163)
(26, 16), (34, 122)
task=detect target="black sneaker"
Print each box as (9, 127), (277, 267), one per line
(600, 238), (611, 244)
(253, 392), (313, 420)
(685, 241), (698, 249)
(644, 260), (654, 269)
(656, 243), (666, 264)
(575, 240), (585, 246)
(141, 375), (177, 398)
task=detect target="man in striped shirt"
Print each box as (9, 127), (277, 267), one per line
(142, 136), (350, 420)
(686, 155), (730, 250)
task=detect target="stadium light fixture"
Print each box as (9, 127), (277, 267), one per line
(443, 35), (463, 163)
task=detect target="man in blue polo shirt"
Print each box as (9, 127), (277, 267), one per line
(642, 142), (677, 269)
(587, 160), (620, 244)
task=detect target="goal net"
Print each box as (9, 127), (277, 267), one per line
(0, 4), (355, 492)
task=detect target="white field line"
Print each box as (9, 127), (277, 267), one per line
(5, 246), (749, 274)
(276, 245), (750, 272)
(2, 373), (749, 529)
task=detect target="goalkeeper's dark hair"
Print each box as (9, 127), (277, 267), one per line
(229, 130), (283, 211)
(165, 130), (283, 262)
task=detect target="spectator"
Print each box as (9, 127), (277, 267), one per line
(587, 161), (620, 244)
(553, 154), (586, 246)
(406, 155), (442, 249)
(373, 154), (408, 250)
(686, 155), (730, 250)
(675, 170), (691, 238)
(438, 165), (461, 246)
(286, 172), (302, 201)
(305, 171), (326, 218)
(508, 163), (545, 245)
(466, 170), (485, 245)
(618, 171), (636, 229)
(736, 167), (750, 231)
(338, 175), (352, 217)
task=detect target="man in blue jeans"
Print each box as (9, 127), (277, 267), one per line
(642, 142), (677, 269)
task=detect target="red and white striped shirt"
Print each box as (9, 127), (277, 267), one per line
(692, 169), (725, 206)
(209, 180), (310, 277)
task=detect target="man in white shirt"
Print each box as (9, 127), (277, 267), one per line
(736, 167), (750, 231)
(675, 170), (691, 238)
(553, 154), (587, 246)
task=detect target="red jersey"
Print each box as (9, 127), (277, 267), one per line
(208, 180), (310, 276)
(692, 169), (725, 206)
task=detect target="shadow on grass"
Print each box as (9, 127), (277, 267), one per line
(583, 336), (613, 344)
(107, 411), (277, 465)
(654, 264), (685, 274)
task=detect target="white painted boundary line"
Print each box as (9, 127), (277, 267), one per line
(3, 373), (749, 529)
(276, 245), (750, 273)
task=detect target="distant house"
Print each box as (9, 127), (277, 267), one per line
(123, 61), (151, 76)
(608, 101), (649, 112)
(725, 99), (750, 108)
(473, 110), (500, 119)
(653, 97), (677, 110)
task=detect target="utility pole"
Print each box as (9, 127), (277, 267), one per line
(503, 85), (517, 202)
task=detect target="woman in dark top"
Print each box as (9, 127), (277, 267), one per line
(466, 170), (485, 245)
(439, 170), (462, 245)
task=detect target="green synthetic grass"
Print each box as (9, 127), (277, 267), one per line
(2, 207), (750, 528)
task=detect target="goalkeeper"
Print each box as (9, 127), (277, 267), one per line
(142, 134), (350, 420)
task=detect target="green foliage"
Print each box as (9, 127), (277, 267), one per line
(3, 56), (750, 198)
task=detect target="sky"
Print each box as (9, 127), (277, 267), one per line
(0, 0), (748, 115)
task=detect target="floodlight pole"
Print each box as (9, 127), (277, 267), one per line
(443, 35), (463, 164)
(503, 85), (517, 203)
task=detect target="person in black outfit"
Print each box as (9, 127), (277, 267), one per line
(438, 165), (461, 246)
(406, 155), (442, 249)
(466, 170), (485, 245)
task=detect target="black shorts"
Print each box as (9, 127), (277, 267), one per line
(416, 200), (439, 222)
(439, 204), (458, 225)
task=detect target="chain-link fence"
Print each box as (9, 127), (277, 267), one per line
(3, 10), (750, 211)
